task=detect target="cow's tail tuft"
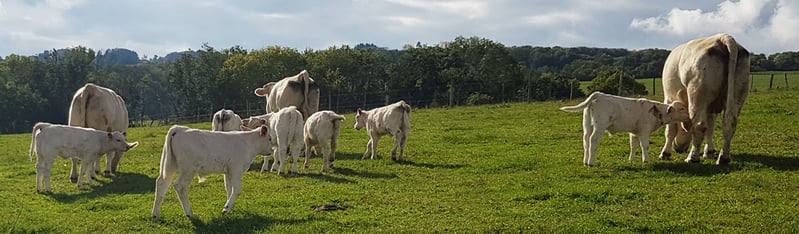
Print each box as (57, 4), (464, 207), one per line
(159, 126), (180, 181)
(397, 100), (411, 132)
(29, 123), (50, 162)
(560, 92), (599, 112)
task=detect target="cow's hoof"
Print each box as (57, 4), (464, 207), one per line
(703, 150), (718, 159)
(70, 177), (78, 183)
(717, 157), (731, 165)
(659, 153), (672, 160)
(684, 158), (701, 163)
(152, 216), (158, 221)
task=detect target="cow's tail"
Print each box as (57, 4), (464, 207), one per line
(29, 122), (50, 162)
(291, 108), (305, 143)
(68, 84), (93, 128)
(398, 101), (411, 132)
(330, 113), (345, 149)
(720, 35), (741, 124)
(560, 92), (598, 112)
(159, 126), (180, 181)
(301, 70), (312, 118)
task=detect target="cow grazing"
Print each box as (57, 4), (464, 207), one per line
(658, 34), (750, 165)
(560, 92), (690, 166)
(263, 106), (305, 175)
(212, 109), (242, 132)
(254, 70), (320, 120)
(354, 100), (412, 161)
(303, 111), (346, 172)
(29, 123), (139, 193)
(151, 124), (272, 219)
(68, 83), (130, 180)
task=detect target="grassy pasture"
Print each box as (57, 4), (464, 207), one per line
(579, 72), (799, 97)
(1, 89), (798, 233)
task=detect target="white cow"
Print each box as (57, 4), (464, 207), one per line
(254, 70), (320, 120)
(151, 124), (272, 219)
(658, 34), (750, 165)
(29, 122), (139, 193)
(560, 92), (690, 166)
(68, 83), (130, 180)
(211, 109), (242, 132)
(263, 106), (305, 175)
(241, 113), (271, 129)
(354, 100), (411, 161)
(303, 111), (346, 172)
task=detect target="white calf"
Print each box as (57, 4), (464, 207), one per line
(560, 92), (690, 166)
(303, 111), (345, 172)
(29, 122), (138, 193)
(151, 124), (272, 219)
(264, 106), (305, 175)
(354, 100), (411, 161)
(211, 109), (242, 132)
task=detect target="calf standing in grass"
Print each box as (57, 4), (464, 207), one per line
(29, 122), (139, 193)
(152, 124), (272, 219)
(263, 106), (305, 175)
(560, 92), (690, 166)
(354, 100), (411, 161)
(303, 111), (346, 172)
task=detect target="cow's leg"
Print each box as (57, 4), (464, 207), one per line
(581, 110), (594, 165)
(303, 140), (313, 169)
(104, 151), (123, 177)
(37, 157), (55, 193)
(330, 136), (339, 168)
(718, 95), (747, 165)
(673, 124), (692, 153)
(289, 142), (303, 175)
(270, 149), (280, 172)
(362, 139), (373, 159)
(659, 123), (678, 160)
(639, 133), (651, 163)
(152, 170), (176, 220)
(222, 172), (243, 214)
(370, 136), (380, 160)
(702, 113), (718, 160)
(586, 124), (606, 167)
(69, 158), (79, 183)
(391, 132), (402, 161)
(223, 173), (232, 197)
(398, 131), (408, 161)
(685, 120), (707, 163)
(92, 157), (101, 178)
(276, 144), (289, 175)
(320, 142), (332, 172)
(629, 134), (639, 162)
(173, 173), (194, 218)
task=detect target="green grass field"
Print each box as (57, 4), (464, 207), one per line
(1, 89), (798, 233)
(580, 72), (799, 97)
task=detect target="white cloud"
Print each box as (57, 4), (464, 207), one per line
(765, 0), (799, 45)
(630, 0), (771, 36)
(382, 16), (426, 29)
(385, 0), (487, 19)
(522, 12), (586, 27)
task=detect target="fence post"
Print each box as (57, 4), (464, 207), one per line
(652, 77), (656, 96)
(618, 70), (623, 95)
(569, 82), (573, 100)
(785, 73), (790, 88)
(750, 74), (754, 90)
(769, 74), (774, 90)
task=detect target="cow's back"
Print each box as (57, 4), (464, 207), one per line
(69, 83), (129, 132)
(370, 102), (411, 135)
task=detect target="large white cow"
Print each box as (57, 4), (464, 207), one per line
(29, 122), (139, 193)
(303, 111), (346, 172)
(254, 70), (320, 120)
(263, 106), (305, 175)
(658, 34), (750, 165)
(211, 109), (242, 132)
(354, 100), (411, 161)
(560, 92), (690, 166)
(68, 83), (130, 180)
(151, 124), (272, 219)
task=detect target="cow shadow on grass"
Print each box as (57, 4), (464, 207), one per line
(333, 167), (398, 179)
(186, 211), (318, 234)
(649, 153), (799, 176)
(293, 172), (357, 184)
(48, 172), (155, 203)
(397, 160), (467, 170)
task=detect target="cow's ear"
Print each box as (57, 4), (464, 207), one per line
(667, 105), (674, 114)
(127, 142), (139, 150)
(122, 131), (127, 136)
(649, 105), (662, 120)
(356, 108), (362, 115)
(107, 132), (112, 138)
(241, 118), (250, 126)
(254, 88), (268, 97)
(259, 118), (267, 125)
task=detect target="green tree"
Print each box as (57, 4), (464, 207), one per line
(586, 67), (647, 96)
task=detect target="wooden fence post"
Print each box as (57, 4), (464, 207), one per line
(785, 73), (790, 88)
(769, 74), (774, 90)
(652, 77), (656, 96)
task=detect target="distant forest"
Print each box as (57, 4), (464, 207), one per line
(1, 36), (798, 133)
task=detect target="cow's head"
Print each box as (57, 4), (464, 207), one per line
(665, 101), (690, 124)
(354, 108), (368, 130)
(254, 82), (277, 97)
(106, 131), (139, 152)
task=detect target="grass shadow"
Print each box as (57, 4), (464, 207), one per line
(294, 172), (357, 184)
(734, 153), (799, 171)
(332, 152), (366, 161)
(651, 160), (742, 176)
(333, 167), (398, 179)
(189, 211), (318, 234)
(48, 172), (155, 203)
(397, 159), (467, 170)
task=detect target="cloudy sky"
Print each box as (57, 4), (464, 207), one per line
(1, 0), (797, 58)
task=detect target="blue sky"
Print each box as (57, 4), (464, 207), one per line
(1, 0), (797, 58)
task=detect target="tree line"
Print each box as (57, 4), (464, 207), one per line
(1, 36), (797, 133)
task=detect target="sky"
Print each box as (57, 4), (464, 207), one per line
(1, 0), (798, 59)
